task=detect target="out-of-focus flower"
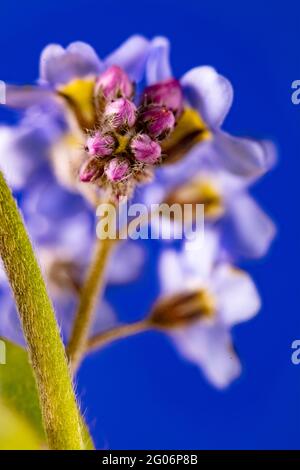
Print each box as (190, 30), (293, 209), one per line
(79, 156), (105, 182)
(152, 231), (261, 388)
(138, 105), (175, 140)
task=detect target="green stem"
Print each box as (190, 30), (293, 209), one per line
(87, 320), (150, 352)
(0, 171), (84, 450)
(67, 237), (115, 372)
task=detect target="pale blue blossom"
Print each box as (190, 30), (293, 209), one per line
(158, 231), (261, 388)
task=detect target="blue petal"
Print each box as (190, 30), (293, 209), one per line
(171, 323), (241, 389)
(213, 131), (277, 178)
(222, 192), (277, 258)
(181, 66), (233, 129)
(104, 35), (150, 82)
(39, 42), (103, 86)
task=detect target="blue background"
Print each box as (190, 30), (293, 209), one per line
(0, 0), (299, 450)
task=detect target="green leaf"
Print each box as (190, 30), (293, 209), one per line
(0, 338), (94, 450)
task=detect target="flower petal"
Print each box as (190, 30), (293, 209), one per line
(0, 126), (46, 190)
(213, 264), (261, 325)
(146, 36), (172, 85)
(39, 42), (103, 86)
(21, 176), (93, 252)
(104, 35), (150, 82)
(159, 249), (186, 294)
(181, 66), (233, 129)
(5, 84), (54, 108)
(223, 193), (276, 258)
(171, 323), (241, 388)
(213, 131), (277, 178)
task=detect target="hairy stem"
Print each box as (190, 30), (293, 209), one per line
(0, 171), (84, 450)
(67, 237), (115, 372)
(87, 320), (150, 352)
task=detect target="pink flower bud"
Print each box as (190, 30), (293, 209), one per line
(79, 157), (104, 182)
(86, 132), (115, 157)
(139, 106), (175, 139)
(104, 98), (137, 129)
(141, 79), (183, 116)
(105, 157), (130, 182)
(95, 65), (133, 100)
(130, 134), (161, 164)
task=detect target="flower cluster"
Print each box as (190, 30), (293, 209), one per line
(0, 35), (276, 390)
(79, 66), (183, 200)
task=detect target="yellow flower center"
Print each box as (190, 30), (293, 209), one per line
(164, 178), (225, 221)
(57, 77), (96, 129)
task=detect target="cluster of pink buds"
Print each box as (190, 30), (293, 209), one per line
(79, 65), (184, 200)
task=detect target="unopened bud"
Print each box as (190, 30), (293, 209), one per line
(105, 157), (130, 182)
(79, 157), (104, 182)
(141, 79), (183, 116)
(139, 106), (175, 139)
(130, 134), (161, 164)
(86, 132), (115, 157)
(104, 98), (137, 129)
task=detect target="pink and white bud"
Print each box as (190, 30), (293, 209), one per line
(79, 157), (104, 182)
(105, 157), (130, 182)
(139, 106), (175, 139)
(141, 79), (183, 116)
(86, 132), (115, 157)
(104, 98), (137, 129)
(95, 65), (133, 100)
(131, 134), (161, 164)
